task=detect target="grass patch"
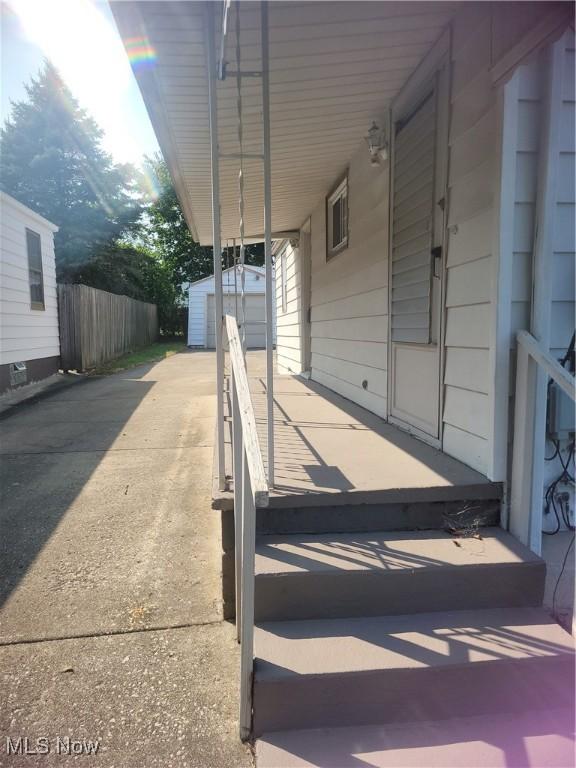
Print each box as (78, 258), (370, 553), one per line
(91, 340), (186, 375)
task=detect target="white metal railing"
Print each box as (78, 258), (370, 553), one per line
(510, 330), (575, 552)
(226, 314), (269, 741)
(206, 0), (275, 491)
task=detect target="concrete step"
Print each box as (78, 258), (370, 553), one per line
(256, 709), (576, 767)
(253, 607), (575, 736)
(256, 494), (501, 535)
(254, 529), (545, 621)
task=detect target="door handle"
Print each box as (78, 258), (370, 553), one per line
(431, 246), (442, 278)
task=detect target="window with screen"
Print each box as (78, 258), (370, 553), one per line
(26, 228), (45, 310)
(326, 176), (348, 259)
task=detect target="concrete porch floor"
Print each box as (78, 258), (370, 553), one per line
(215, 351), (499, 509)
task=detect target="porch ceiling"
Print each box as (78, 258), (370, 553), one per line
(112, 1), (459, 245)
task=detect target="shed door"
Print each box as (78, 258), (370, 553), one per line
(389, 70), (447, 441)
(206, 293), (266, 348)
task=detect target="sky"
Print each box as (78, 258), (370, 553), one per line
(1, 0), (160, 167)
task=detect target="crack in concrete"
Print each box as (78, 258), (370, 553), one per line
(0, 445), (214, 456)
(0, 618), (226, 648)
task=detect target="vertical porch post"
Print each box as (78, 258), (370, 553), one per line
(261, 0), (275, 486)
(528, 41), (562, 553)
(231, 368), (243, 642)
(205, 1), (226, 489)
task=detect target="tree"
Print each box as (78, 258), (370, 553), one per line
(143, 153), (263, 291)
(0, 61), (142, 279)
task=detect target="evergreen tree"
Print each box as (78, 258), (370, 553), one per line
(0, 61), (141, 279)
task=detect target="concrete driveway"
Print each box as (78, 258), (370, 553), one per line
(0, 351), (252, 767)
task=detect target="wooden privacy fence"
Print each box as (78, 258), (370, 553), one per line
(58, 284), (158, 371)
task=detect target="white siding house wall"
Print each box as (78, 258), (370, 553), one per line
(510, 59), (541, 383)
(550, 30), (575, 363)
(502, 29), (575, 527)
(309, 144), (389, 418)
(0, 193), (60, 367)
(441, 4), (571, 477)
(543, 30), (575, 523)
(187, 265), (275, 348)
(275, 241), (304, 375)
(441, 4), (500, 475)
(505, 29), (575, 370)
(271, 3), (572, 479)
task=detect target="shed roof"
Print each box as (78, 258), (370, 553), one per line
(186, 264), (265, 290)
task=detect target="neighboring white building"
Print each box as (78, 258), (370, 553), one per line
(185, 265), (276, 348)
(0, 192), (60, 394)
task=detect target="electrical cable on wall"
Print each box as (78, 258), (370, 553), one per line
(552, 532), (575, 626)
(543, 332), (575, 535)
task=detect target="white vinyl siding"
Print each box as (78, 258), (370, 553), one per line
(0, 192), (59, 366)
(505, 55), (542, 488)
(443, 6), (574, 477)
(501, 30), (575, 516)
(309, 142), (389, 418)
(186, 265), (275, 348)
(543, 31), (576, 517)
(550, 31), (575, 361)
(442, 4), (498, 474)
(275, 241), (305, 375)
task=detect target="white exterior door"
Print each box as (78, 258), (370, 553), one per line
(206, 293), (266, 348)
(389, 66), (448, 443)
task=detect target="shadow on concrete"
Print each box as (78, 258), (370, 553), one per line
(259, 707), (575, 768)
(250, 374), (493, 499)
(0, 373), (154, 609)
(256, 613), (575, 765)
(256, 534), (449, 574)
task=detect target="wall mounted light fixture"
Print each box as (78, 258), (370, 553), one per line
(366, 121), (388, 165)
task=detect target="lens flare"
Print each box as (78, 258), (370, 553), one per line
(139, 164), (161, 202)
(124, 36), (157, 71)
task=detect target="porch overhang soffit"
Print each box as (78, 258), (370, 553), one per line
(112, 1), (459, 246)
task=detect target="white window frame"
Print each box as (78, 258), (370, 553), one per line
(326, 175), (348, 259)
(26, 228), (45, 310)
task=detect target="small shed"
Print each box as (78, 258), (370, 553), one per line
(186, 265), (276, 348)
(0, 192), (60, 394)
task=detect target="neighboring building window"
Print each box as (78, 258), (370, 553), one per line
(281, 251), (287, 313)
(26, 228), (45, 310)
(326, 175), (348, 259)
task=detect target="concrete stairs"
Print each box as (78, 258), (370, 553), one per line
(256, 709), (576, 767)
(253, 523), (575, 766)
(254, 529), (545, 621)
(255, 495), (500, 535)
